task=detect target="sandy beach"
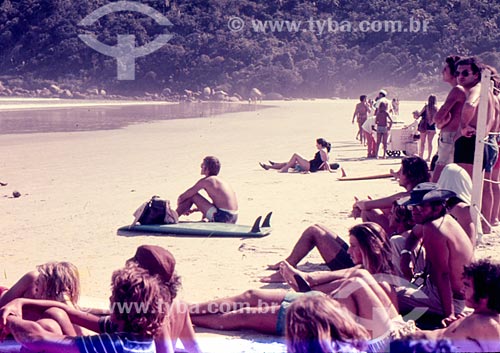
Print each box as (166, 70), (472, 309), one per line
(1, 99), (499, 350)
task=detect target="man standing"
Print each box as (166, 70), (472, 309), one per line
(176, 156), (238, 223)
(431, 55), (466, 183)
(397, 183), (474, 325)
(352, 95), (370, 144)
(453, 57), (498, 233)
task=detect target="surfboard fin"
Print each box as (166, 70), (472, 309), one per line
(262, 212), (272, 228)
(250, 216), (262, 233)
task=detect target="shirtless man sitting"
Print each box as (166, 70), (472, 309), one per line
(176, 156), (238, 223)
(425, 259), (500, 353)
(397, 183), (474, 325)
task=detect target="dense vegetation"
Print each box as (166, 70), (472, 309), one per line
(0, 0), (499, 99)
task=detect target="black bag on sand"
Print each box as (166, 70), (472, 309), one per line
(132, 196), (178, 225)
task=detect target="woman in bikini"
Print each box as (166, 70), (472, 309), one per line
(259, 138), (333, 173)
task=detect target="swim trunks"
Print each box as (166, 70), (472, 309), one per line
(376, 126), (388, 134)
(436, 131), (456, 166)
(206, 206), (238, 224)
(484, 134), (499, 173)
(275, 291), (322, 335)
(326, 247), (355, 270)
(454, 135), (476, 165)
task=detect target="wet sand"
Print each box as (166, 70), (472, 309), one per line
(0, 99), (498, 350)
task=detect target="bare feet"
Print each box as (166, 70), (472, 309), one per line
(279, 261), (311, 292)
(266, 262), (281, 270)
(259, 162), (270, 170)
(260, 271), (284, 283)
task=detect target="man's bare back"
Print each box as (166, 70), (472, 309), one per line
(422, 215), (474, 300)
(196, 176), (238, 211)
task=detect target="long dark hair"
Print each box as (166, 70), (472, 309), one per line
(316, 138), (331, 153)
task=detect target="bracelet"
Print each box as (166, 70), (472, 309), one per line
(400, 249), (412, 256)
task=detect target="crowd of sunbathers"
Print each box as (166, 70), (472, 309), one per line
(1, 55), (500, 353)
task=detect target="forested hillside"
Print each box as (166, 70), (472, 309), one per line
(0, 0), (499, 99)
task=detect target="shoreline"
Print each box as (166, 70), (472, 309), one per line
(0, 99), (498, 351)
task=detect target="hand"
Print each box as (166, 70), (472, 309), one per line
(461, 125), (476, 138)
(0, 299), (23, 327)
(399, 252), (414, 280)
(354, 200), (368, 211)
(441, 314), (457, 328)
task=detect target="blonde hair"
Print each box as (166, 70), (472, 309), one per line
(286, 294), (369, 353)
(36, 261), (80, 305)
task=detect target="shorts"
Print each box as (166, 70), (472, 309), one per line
(275, 291), (322, 335)
(326, 240), (355, 271)
(397, 280), (465, 318)
(377, 126), (388, 134)
(436, 131), (456, 166)
(454, 135), (476, 165)
(484, 134), (499, 173)
(206, 207), (238, 224)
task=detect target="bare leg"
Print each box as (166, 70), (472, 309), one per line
(426, 131), (436, 161)
(491, 167), (500, 226)
(262, 225), (349, 283)
(382, 132), (388, 158)
(268, 225), (347, 269)
(279, 153), (310, 173)
(419, 132), (427, 158)
(190, 306), (280, 334)
(375, 133), (382, 158)
(482, 175), (493, 234)
(189, 288), (287, 316)
(177, 193), (213, 218)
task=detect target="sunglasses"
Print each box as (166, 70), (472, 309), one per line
(454, 70), (473, 78)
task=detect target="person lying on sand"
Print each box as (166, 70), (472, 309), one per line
(259, 138), (334, 173)
(177, 156), (238, 224)
(2, 265), (168, 353)
(0, 261), (81, 336)
(189, 273), (410, 352)
(0, 245), (202, 353)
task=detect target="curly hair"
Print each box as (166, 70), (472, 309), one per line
(36, 261), (80, 306)
(349, 222), (395, 275)
(286, 294), (369, 353)
(110, 263), (171, 338)
(463, 259), (500, 313)
(401, 156), (430, 189)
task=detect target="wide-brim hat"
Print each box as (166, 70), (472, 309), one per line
(398, 182), (456, 206)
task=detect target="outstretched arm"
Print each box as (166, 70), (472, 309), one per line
(1, 298), (100, 333)
(6, 315), (79, 353)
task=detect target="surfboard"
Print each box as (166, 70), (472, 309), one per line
(337, 173), (393, 181)
(118, 212), (272, 238)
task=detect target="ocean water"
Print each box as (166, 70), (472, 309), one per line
(0, 99), (263, 134)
